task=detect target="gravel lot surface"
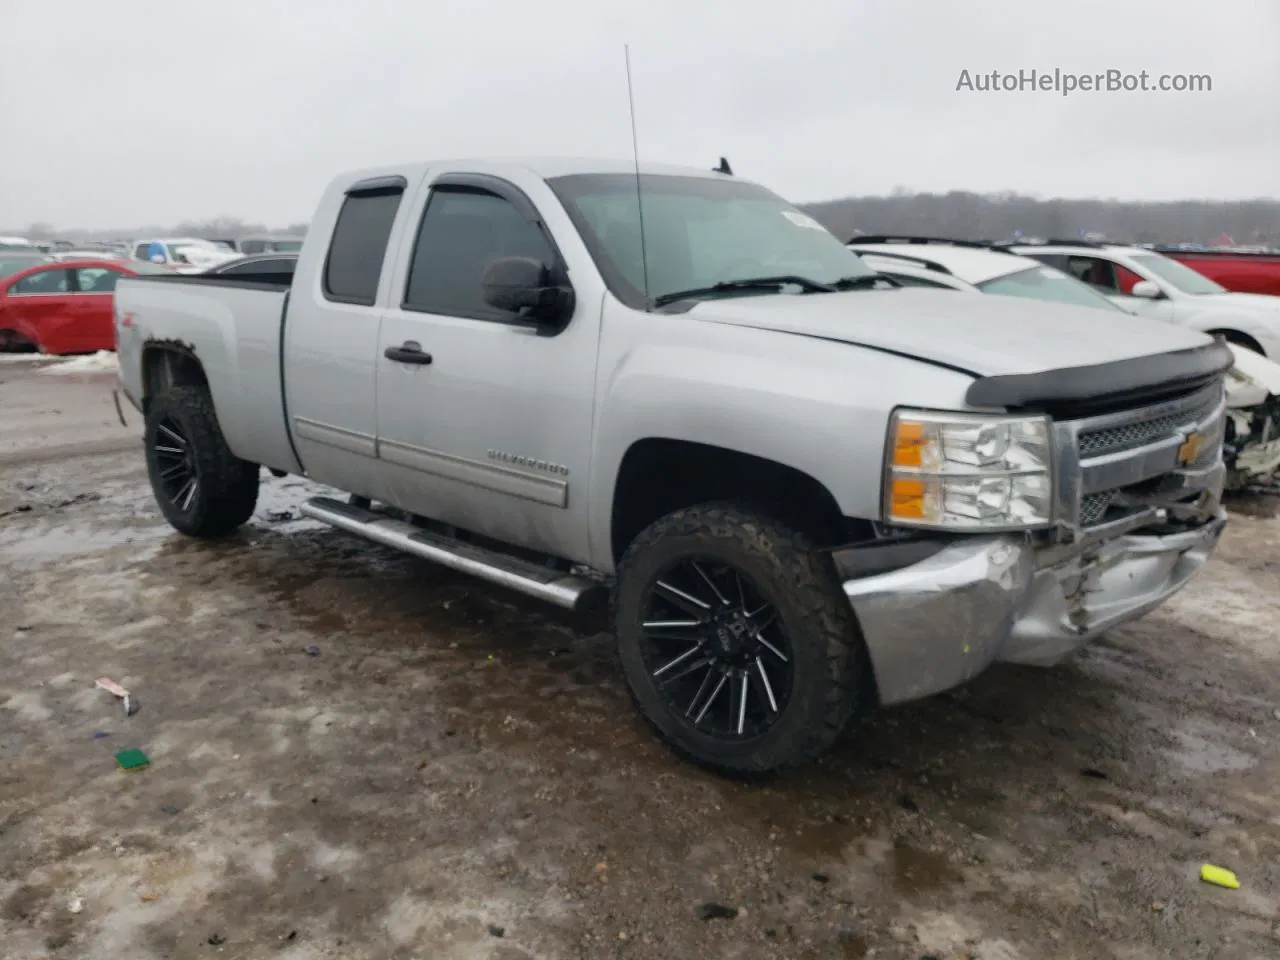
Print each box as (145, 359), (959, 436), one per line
(3, 360), (1280, 959)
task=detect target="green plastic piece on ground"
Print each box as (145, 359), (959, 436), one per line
(116, 748), (150, 771)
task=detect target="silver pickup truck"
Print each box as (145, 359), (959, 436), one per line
(114, 157), (1232, 775)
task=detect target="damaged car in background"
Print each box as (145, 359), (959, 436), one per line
(850, 235), (1280, 492)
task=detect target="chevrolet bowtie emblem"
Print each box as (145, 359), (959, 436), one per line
(1177, 431), (1205, 466)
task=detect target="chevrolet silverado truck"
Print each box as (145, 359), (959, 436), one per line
(114, 158), (1233, 775)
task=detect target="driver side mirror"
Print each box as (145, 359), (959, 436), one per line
(1130, 280), (1162, 300)
(481, 256), (574, 328)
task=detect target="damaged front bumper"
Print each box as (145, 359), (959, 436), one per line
(838, 506), (1228, 707)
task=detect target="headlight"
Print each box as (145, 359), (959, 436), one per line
(884, 409), (1054, 530)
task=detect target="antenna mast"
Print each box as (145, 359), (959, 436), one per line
(623, 44), (651, 308)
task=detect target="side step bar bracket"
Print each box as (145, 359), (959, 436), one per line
(298, 497), (605, 612)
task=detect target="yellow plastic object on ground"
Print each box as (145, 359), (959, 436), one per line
(1200, 864), (1240, 889)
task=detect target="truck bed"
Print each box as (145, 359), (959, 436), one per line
(114, 274), (302, 474)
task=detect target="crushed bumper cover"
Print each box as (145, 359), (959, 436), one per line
(840, 510), (1228, 706)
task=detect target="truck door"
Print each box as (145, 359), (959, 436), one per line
(283, 177), (408, 498)
(374, 173), (599, 563)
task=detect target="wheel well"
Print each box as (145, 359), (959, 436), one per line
(141, 344), (208, 412)
(610, 438), (865, 562)
(1209, 329), (1264, 355)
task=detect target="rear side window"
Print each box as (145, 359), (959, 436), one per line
(323, 186), (404, 306)
(74, 267), (122, 292)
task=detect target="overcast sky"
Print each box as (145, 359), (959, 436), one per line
(2, 0), (1277, 230)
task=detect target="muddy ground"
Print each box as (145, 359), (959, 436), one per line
(2, 359), (1280, 960)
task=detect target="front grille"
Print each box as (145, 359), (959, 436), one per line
(1062, 381), (1226, 530)
(1077, 391), (1221, 457)
(1080, 491), (1114, 526)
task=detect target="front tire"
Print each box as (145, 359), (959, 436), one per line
(614, 504), (866, 776)
(144, 385), (259, 538)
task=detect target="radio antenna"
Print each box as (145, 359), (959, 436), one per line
(623, 44), (651, 308)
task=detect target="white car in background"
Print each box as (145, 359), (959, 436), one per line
(129, 237), (240, 273)
(1008, 240), (1280, 359)
(849, 236), (1280, 491)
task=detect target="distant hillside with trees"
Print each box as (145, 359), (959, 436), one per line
(797, 191), (1280, 247)
(8, 193), (1280, 249)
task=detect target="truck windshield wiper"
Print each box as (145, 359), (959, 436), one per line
(653, 275), (836, 307)
(831, 274), (899, 290)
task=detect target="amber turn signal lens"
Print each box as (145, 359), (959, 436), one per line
(889, 477), (927, 519)
(891, 420), (927, 467)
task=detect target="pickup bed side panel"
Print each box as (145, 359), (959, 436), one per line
(114, 277), (301, 473)
(586, 304), (979, 572)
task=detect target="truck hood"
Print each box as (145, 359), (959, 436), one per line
(687, 288), (1213, 377)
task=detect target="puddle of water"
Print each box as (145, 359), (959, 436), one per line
(890, 842), (963, 895)
(1165, 728), (1255, 775)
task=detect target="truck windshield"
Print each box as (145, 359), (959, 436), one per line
(976, 265), (1128, 312)
(1131, 254), (1227, 295)
(548, 173), (876, 310)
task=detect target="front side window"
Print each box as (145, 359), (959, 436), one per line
(74, 267), (122, 292)
(1131, 254), (1226, 295)
(240, 239), (266, 255)
(403, 187), (557, 321)
(1064, 255), (1118, 292)
(11, 268), (70, 294)
(977, 265), (1128, 312)
(324, 187), (404, 305)
(548, 173), (875, 309)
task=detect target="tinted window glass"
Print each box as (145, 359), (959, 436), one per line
(74, 267), (122, 292)
(12, 269), (69, 294)
(134, 243), (152, 260)
(403, 188), (556, 320)
(240, 239), (267, 255)
(324, 188), (403, 305)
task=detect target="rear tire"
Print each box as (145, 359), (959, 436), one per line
(614, 503), (866, 777)
(145, 385), (259, 538)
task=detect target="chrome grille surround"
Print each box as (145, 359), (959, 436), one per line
(1053, 381), (1227, 532)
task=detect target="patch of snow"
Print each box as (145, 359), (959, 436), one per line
(39, 350), (119, 375)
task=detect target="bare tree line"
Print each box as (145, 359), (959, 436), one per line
(8, 192), (1280, 247)
(797, 191), (1280, 246)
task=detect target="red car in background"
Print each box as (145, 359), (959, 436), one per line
(0, 258), (171, 354)
(1158, 248), (1280, 297)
